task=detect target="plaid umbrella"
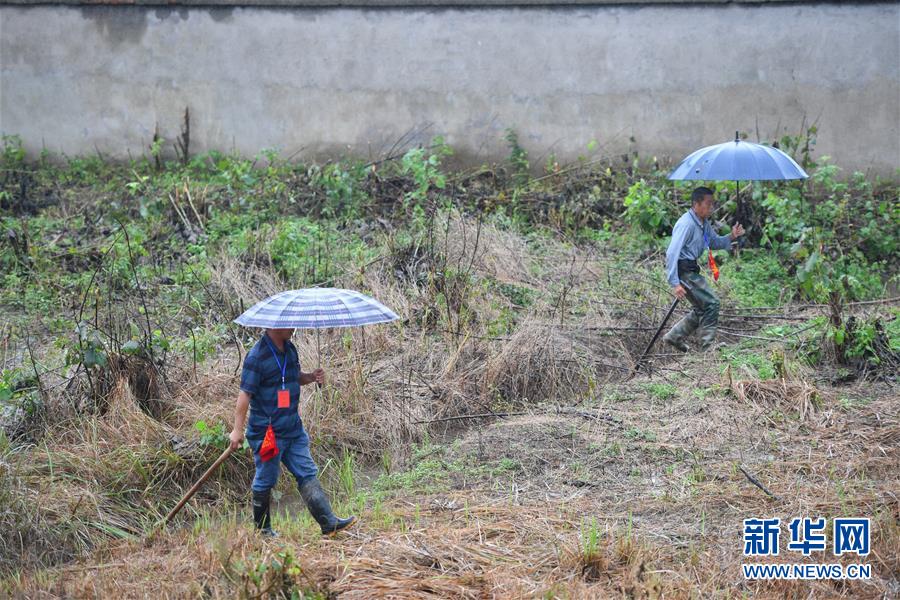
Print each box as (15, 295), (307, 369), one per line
(234, 288), (399, 330)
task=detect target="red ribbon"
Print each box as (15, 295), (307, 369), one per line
(259, 424), (279, 462)
(708, 249), (720, 282)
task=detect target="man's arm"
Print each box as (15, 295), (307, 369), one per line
(666, 218), (689, 288)
(710, 222), (745, 249)
(231, 351), (260, 450)
(229, 390), (251, 450)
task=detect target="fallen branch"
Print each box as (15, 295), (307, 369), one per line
(738, 464), (781, 502)
(61, 562), (129, 572)
(720, 313), (808, 321)
(414, 406), (624, 426)
(412, 411), (526, 425)
(719, 331), (788, 343)
(555, 407), (623, 425)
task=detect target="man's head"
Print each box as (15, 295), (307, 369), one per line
(691, 187), (716, 220)
(266, 328), (295, 344)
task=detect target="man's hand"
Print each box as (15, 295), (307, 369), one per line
(672, 284), (687, 300)
(301, 369), (326, 386)
(730, 223), (746, 240)
(228, 428), (244, 451)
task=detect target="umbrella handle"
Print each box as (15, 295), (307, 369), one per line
(315, 328), (322, 388)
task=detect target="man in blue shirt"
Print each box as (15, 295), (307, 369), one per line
(663, 187), (745, 351)
(228, 327), (355, 536)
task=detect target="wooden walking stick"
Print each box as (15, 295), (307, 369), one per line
(628, 299), (680, 380)
(164, 446), (234, 524)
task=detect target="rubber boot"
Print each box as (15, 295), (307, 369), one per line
(697, 326), (719, 351)
(298, 477), (356, 536)
(663, 312), (698, 352)
(252, 489), (278, 537)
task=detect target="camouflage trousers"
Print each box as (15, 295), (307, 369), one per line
(664, 271), (720, 350)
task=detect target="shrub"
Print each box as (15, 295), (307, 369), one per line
(622, 180), (676, 235)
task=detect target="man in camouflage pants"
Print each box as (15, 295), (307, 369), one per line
(663, 187), (745, 351)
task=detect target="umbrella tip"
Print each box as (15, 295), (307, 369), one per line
(735, 130), (740, 142)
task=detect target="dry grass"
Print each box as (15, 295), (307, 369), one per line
(483, 321), (599, 407)
(728, 370), (823, 421)
(207, 243), (283, 310)
(10, 466), (897, 599)
(0, 377), (252, 575)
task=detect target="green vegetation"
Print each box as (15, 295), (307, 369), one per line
(578, 517), (604, 580)
(373, 442), (521, 495)
(718, 250), (790, 307)
(622, 178), (680, 236)
(641, 381), (677, 402)
(720, 346), (778, 379)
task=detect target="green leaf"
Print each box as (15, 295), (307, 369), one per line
(121, 340), (142, 355)
(801, 250), (821, 276)
(833, 327), (845, 346)
(83, 346), (107, 369)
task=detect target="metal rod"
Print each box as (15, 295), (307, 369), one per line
(628, 298), (680, 380)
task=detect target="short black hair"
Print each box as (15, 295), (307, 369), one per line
(691, 186), (715, 205)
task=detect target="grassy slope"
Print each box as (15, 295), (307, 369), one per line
(1, 152), (898, 598)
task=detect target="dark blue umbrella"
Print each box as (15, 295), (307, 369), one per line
(667, 131), (810, 235)
(668, 132), (808, 181)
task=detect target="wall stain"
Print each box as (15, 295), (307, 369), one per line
(79, 7), (148, 47)
(153, 7), (190, 21)
(209, 7), (235, 23)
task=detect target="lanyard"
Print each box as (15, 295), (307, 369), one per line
(262, 336), (287, 390)
(691, 210), (711, 250)
(695, 215), (720, 281)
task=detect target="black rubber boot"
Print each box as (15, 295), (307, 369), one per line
(662, 335), (689, 353)
(663, 313), (698, 353)
(252, 489), (278, 537)
(298, 477), (356, 536)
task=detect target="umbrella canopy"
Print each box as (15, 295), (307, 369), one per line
(669, 132), (808, 181)
(234, 288), (399, 330)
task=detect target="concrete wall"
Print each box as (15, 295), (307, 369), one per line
(1, 2), (898, 174)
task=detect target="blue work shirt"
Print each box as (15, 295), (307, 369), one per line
(665, 208), (732, 287)
(239, 334), (304, 441)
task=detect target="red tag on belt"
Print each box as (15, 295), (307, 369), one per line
(277, 388), (290, 409)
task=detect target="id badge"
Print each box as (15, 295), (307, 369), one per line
(277, 388), (290, 409)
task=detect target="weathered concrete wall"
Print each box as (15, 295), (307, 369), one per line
(1, 3), (898, 173)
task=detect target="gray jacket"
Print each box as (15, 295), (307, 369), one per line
(665, 209), (731, 287)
